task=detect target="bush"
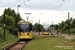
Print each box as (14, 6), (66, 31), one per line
(0, 15), (15, 27)
(6, 26), (14, 34)
(0, 27), (4, 38)
(0, 33), (3, 38)
(0, 27), (12, 43)
(62, 28), (75, 35)
(0, 27), (5, 40)
(70, 28), (75, 34)
(64, 30), (68, 34)
(62, 35), (65, 38)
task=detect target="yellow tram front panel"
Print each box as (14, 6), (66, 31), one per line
(43, 32), (49, 35)
(18, 31), (32, 39)
(17, 20), (33, 39)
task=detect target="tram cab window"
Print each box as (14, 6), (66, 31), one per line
(43, 29), (49, 32)
(18, 23), (30, 32)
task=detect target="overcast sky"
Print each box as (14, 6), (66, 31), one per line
(0, 0), (75, 27)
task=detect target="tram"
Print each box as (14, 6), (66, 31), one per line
(17, 20), (34, 39)
(42, 28), (49, 35)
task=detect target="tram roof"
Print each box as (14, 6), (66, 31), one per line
(18, 20), (32, 24)
(43, 28), (49, 29)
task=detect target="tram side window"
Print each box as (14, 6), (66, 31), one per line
(30, 24), (32, 31)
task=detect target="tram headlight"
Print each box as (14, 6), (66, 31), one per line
(19, 33), (21, 35)
(27, 33), (29, 35)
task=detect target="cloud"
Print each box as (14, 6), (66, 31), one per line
(0, 7), (5, 16)
(0, 7), (75, 25)
(0, 0), (13, 1)
(17, 8), (75, 25)
(0, 0), (75, 11)
(0, 0), (75, 27)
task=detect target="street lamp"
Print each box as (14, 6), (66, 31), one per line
(51, 21), (53, 25)
(68, 12), (70, 36)
(17, 5), (21, 14)
(25, 13), (31, 21)
(39, 19), (40, 34)
(51, 21), (53, 31)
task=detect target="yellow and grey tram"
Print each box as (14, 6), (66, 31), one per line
(17, 20), (34, 39)
(43, 28), (49, 35)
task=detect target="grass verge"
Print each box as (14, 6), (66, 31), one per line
(0, 27), (19, 50)
(54, 36), (75, 49)
(33, 34), (46, 39)
(23, 35), (74, 50)
(0, 38), (19, 50)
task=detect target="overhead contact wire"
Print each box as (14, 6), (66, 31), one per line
(44, 0), (70, 25)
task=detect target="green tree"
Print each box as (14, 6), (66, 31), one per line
(11, 10), (16, 19)
(49, 24), (55, 27)
(58, 21), (64, 30)
(39, 24), (44, 31)
(34, 23), (43, 32)
(2, 8), (22, 28)
(53, 17), (75, 34)
(0, 15), (15, 34)
(3, 8), (12, 16)
(15, 13), (22, 27)
(54, 24), (58, 30)
(71, 18), (75, 28)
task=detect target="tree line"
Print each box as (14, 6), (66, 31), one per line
(0, 8), (22, 34)
(0, 8), (44, 34)
(49, 17), (75, 35)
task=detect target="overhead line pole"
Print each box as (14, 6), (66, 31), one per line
(57, 25), (58, 36)
(68, 12), (70, 36)
(17, 5), (20, 14)
(39, 19), (40, 35)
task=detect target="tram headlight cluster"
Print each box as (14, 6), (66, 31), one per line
(19, 33), (21, 35)
(18, 20), (33, 39)
(27, 33), (29, 35)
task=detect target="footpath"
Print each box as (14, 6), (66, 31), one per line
(54, 33), (75, 39)
(62, 34), (75, 39)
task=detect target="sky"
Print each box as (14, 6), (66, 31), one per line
(0, 0), (75, 27)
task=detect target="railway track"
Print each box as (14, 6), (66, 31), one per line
(3, 34), (54, 50)
(43, 33), (54, 38)
(4, 40), (31, 50)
